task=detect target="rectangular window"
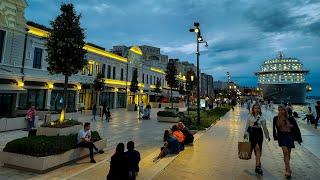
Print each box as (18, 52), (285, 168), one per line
(88, 63), (93, 76)
(0, 30), (5, 63)
(113, 66), (116, 79)
(120, 68), (124, 80)
(102, 64), (106, 76)
(19, 89), (46, 110)
(33, 48), (42, 69)
(150, 75), (152, 84)
(147, 74), (149, 84)
(107, 65), (111, 78)
(81, 67), (86, 75)
(154, 76), (156, 85)
(95, 64), (100, 75)
(142, 73), (145, 83)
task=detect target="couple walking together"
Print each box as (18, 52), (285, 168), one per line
(244, 103), (302, 178)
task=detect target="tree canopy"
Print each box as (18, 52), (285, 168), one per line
(46, 3), (87, 76)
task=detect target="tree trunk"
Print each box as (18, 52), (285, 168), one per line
(170, 87), (173, 109)
(61, 75), (68, 122)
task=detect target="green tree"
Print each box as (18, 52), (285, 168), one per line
(93, 73), (105, 106)
(130, 68), (139, 93)
(165, 59), (178, 108)
(178, 82), (186, 95)
(46, 3), (87, 122)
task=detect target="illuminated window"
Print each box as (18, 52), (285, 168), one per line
(88, 63), (94, 76)
(96, 64), (100, 74)
(81, 67), (86, 75)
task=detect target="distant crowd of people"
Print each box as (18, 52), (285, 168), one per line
(302, 101), (320, 129)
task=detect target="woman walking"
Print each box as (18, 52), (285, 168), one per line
(244, 103), (270, 175)
(273, 105), (302, 178)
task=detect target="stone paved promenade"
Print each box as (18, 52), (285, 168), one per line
(0, 108), (177, 179)
(155, 106), (320, 180)
(1, 106), (320, 179)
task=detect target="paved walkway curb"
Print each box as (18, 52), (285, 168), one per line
(138, 116), (221, 180)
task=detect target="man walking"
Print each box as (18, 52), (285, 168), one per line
(77, 122), (104, 163)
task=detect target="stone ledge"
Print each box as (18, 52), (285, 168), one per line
(0, 139), (106, 174)
(36, 124), (82, 136)
(157, 116), (180, 123)
(138, 131), (204, 180)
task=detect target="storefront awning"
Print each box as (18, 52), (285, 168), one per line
(0, 84), (26, 93)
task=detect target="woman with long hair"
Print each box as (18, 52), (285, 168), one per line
(273, 105), (302, 178)
(107, 143), (129, 180)
(244, 103), (270, 175)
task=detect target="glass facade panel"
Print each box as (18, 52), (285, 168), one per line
(19, 89), (46, 110)
(0, 30), (5, 63)
(50, 90), (76, 112)
(100, 92), (114, 109)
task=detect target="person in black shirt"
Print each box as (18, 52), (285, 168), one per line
(126, 141), (141, 179)
(107, 143), (129, 180)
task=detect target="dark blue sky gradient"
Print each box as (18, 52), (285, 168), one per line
(26, 0), (320, 96)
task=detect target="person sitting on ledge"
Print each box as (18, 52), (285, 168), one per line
(177, 122), (194, 145)
(171, 125), (185, 150)
(77, 122), (104, 163)
(126, 141), (141, 179)
(155, 130), (180, 161)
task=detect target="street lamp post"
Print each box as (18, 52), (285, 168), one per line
(189, 22), (208, 125)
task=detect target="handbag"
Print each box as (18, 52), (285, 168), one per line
(247, 115), (260, 134)
(238, 141), (252, 160)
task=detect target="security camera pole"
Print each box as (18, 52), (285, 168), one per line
(189, 22), (208, 125)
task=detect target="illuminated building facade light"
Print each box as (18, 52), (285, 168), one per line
(150, 67), (165, 74)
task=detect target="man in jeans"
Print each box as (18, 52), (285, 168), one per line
(77, 122), (104, 163)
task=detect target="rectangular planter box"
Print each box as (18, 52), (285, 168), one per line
(0, 116), (39, 132)
(0, 139), (106, 174)
(157, 116), (180, 123)
(37, 124), (82, 136)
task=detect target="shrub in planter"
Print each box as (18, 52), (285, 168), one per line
(164, 107), (179, 111)
(41, 119), (82, 128)
(157, 111), (178, 117)
(3, 131), (101, 157)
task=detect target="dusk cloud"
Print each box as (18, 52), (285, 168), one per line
(25, 0), (320, 95)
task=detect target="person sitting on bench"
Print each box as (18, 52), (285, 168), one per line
(77, 122), (104, 163)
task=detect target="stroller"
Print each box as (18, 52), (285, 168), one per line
(142, 108), (151, 120)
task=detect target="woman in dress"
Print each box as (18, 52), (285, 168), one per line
(273, 105), (302, 178)
(244, 103), (270, 175)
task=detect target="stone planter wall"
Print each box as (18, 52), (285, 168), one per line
(0, 116), (39, 132)
(0, 140), (106, 174)
(37, 124), (82, 136)
(157, 116), (180, 123)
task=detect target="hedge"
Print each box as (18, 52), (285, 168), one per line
(3, 131), (101, 157)
(157, 111), (178, 117)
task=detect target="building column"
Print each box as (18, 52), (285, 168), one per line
(114, 91), (118, 108)
(75, 90), (80, 110)
(46, 89), (52, 110)
(15, 92), (20, 110)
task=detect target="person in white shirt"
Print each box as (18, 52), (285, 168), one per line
(77, 122), (104, 163)
(244, 103), (270, 175)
